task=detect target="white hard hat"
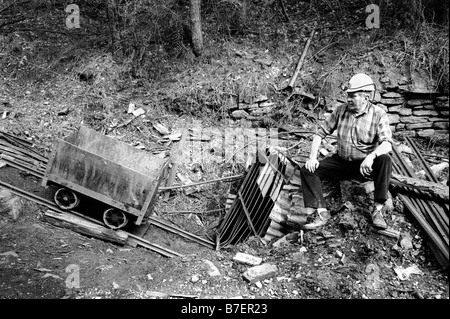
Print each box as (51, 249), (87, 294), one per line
(345, 73), (375, 92)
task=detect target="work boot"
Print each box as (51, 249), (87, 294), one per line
(371, 205), (388, 229)
(303, 210), (330, 230)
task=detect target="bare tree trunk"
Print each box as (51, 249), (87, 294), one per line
(190, 0), (203, 57)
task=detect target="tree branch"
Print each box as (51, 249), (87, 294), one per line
(0, 0), (31, 15)
(0, 16), (27, 30)
(11, 28), (108, 37)
(278, 0), (289, 22)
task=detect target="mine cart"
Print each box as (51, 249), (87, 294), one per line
(42, 126), (168, 230)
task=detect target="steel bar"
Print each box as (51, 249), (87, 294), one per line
(217, 157), (260, 245)
(405, 136), (438, 183)
(220, 161), (260, 246)
(399, 194), (449, 263)
(238, 189), (259, 237)
(158, 174), (244, 191)
(391, 145), (449, 268)
(148, 216), (215, 249)
(234, 154), (276, 242)
(221, 154), (265, 246)
(163, 208), (225, 214)
(127, 235), (183, 258)
(217, 149), (286, 247)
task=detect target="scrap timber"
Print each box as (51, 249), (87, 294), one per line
(0, 131), (47, 177)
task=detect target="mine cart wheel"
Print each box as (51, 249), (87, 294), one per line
(54, 188), (80, 210)
(103, 208), (128, 230)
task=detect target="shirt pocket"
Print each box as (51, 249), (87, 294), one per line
(355, 121), (375, 145)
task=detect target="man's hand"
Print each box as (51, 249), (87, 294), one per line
(305, 158), (320, 173)
(360, 153), (375, 177)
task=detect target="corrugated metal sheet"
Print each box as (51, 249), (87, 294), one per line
(217, 148), (287, 248)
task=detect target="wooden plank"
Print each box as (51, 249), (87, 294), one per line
(45, 140), (156, 212)
(136, 161), (169, 226)
(0, 139), (47, 163)
(44, 210), (128, 245)
(391, 173), (449, 201)
(164, 119), (190, 199)
(0, 156), (43, 178)
(70, 126), (166, 178)
(287, 28), (315, 88)
(41, 145), (57, 187)
(0, 145), (42, 166)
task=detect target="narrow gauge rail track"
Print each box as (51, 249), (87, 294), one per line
(0, 179), (214, 258)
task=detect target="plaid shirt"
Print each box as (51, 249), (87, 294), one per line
(316, 102), (393, 161)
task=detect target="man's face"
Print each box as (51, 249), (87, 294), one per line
(346, 92), (367, 113)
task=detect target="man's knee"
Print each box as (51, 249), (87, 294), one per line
(377, 153), (391, 163)
(373, 154), (392, 176)
(299, 165), (309, 177)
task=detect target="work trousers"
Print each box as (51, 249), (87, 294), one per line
(299, 153), (392, 208)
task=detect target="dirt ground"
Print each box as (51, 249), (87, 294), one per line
(1, 149), (448, 304)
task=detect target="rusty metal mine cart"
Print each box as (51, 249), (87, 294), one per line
(42, 126), (168, 230)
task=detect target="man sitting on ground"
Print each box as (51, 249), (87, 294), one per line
(300, 73), (393, 230)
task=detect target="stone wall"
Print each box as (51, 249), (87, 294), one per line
(226, 79), (449, 138)
(371, 81), (449, 137)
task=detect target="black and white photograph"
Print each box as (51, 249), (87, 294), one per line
(0, 0), (448, 310)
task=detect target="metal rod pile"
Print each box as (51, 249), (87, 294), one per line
(217, 149), (287, 249)
(0, 130), (47, 177)
(391, 137), (449, 269)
